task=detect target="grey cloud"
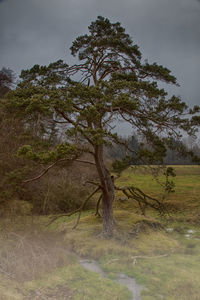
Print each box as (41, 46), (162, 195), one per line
(0, 0), (199, 106)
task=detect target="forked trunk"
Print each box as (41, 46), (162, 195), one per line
(94, 145), (116, 237)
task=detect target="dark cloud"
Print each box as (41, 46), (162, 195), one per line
(0, 0), (199, 107)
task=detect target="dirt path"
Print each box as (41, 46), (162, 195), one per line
(79, 259), (143, 300)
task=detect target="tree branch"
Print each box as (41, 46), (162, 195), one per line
(22, 159), (70, 184)
(74, 159), (96, 166)
(115, 185), (166, 215)
(73, 186), (100, 229)
(46, 186), (101, 227)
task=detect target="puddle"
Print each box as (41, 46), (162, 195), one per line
(185, 229), (196, 239)
(79, 259), (143, 300)
(166, 227), (198, 240)
(185, 234), (191, 239)
(79, 259), (106, 277)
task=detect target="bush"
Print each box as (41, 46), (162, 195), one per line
(31, 175), (91, 214)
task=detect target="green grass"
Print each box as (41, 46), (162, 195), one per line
(115, 165), (200, 217)
(24, 264), (132, 300)
(0, 165), (200, 299)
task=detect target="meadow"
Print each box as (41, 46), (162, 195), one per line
(0, 165), (200, 300)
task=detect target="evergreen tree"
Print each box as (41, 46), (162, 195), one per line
(4, 16), (200, 236)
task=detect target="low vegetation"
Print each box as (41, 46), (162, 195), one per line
(0, 165), (199, 299)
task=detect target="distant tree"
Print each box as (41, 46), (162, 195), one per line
(108, 135), (139, 162)
(4, 16), (200, 236)
(0, 67), (15, 98)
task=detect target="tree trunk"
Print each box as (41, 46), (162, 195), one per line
(94, 145), (116, 237)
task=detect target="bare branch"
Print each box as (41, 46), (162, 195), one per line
(115, 185), (166, 215)
(74, 159), (96, 165)
(22, 159), (70, 184)
(46, 186), (101, 227)
(73, 186), (101, 229)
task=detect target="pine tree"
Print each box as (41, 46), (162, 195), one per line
(4, 16), (200, 237)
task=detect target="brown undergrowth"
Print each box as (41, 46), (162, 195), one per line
(0, 225), (75, 282)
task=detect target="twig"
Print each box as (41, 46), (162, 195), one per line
(104, 258), (120, 266)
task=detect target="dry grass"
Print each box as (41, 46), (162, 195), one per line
(0, 226), (75, 282)
(0, 217), (131, 300)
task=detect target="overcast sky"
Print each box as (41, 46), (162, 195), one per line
(0, 0), (200, 109)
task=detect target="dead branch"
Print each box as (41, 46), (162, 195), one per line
(115, 185), (165, 215)
(104, 253), (168, 267)
(73, 187), (100, 229)
(46, 186), (100, 227)
(104, 258), (120, 265)
(131, 253), (169, 265)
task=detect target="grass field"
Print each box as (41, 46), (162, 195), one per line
(0, 165), (200, 299)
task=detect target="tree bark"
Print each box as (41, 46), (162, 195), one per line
(94, 145), (116, 237)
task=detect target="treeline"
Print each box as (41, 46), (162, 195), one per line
(108, 134), (200, 165)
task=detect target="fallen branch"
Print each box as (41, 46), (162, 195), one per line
(104, 258), (120, 266)
(131, 253), (169, 265)
(104, 253), (169, 267)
